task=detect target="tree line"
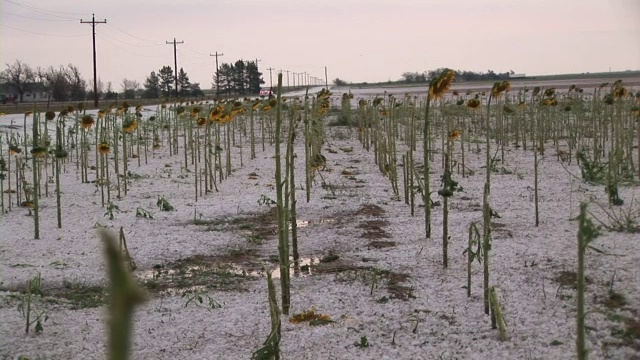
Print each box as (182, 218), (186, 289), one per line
(401, 68), (514, 83)
(0, 59), (218, 103)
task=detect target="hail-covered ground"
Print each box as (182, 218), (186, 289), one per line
(0, 102), (639, 360)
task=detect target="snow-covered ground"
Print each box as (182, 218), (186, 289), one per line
(0, 111), (638, 359)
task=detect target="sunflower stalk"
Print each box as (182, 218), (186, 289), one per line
(99, 228), (147, 360)
(274, 74), (291, 315)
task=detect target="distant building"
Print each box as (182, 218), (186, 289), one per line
(0, 82), (49, 103)
(508, 73), (526, 79)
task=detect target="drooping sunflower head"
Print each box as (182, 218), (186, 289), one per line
(603, 94), (614, 105)
(45, 111), (56, 121)
(98, 142), (111, 154)
(97, 109), (106, 119)
(448, 130), (461, 141)
(197, 117), (207, 127)
(543, 88), (556, 98)
(612, 86), (628, 99)
(30, 146), (48, 158)
(24, 110), (33, 116)
(81, 115), (95, 129)
(122, 119), (138, 133)
(54, 148), (68, 159)
(9, 145), (22, 155)
(466, 98), (481, 109)
(491, 81), (511, 97)
(429, 68), (455, 100)
(77, 102), (86, 111)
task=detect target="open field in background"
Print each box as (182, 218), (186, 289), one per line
(0, 75), (639, 359)
(2, 72), (638, 116)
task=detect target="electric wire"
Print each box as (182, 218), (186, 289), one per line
(0, 22), (87, 37)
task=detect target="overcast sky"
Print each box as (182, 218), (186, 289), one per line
(1, 0), (639, 91)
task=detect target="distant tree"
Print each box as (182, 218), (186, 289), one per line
(245, 61), (264, 93)
(190, 82), (204, 97)
(214, 63), (235, 96)
(86, 78), (105, 102)
(0, 60), (35, 102)
(212, 60), (264, 95)
(158, 66), (174, 97)
(333, 78), (348, 86)
(232, 60), (246, 95)
(65, 64), (87, 101)
(177, 68), (191, 97)
(143, 71), (160, 99)
(121, 78), (140, 99)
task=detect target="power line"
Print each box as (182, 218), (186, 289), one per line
(96, 33), (165, 58)
(98, 29), (162, 48)
(0, 22), (87, 37)
(3, 10), (74, 21)
(105, 23), (163, 46)
(183, 45), (210, 57)
(3, 0), (87, 20)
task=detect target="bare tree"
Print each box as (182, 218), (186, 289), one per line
(64, 64), (87, 101)
(121, 78), (140, 99)
(0, 60), (35, 102)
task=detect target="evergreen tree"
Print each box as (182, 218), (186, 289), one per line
(245, 61), (264, 93)
(190, 83), (204, 97)
(143, 71), (160, 99)
(177, 68), (191, 97)
(158, 66), (174, 97)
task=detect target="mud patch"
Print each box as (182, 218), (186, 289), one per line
(331, 265), (414, 301)
(368, 241), (396, 249)
(193, 207), (278, 241)
(357, 204), (386, 217)
(138, 253), (259, 295)
(360, 227), (391, 239)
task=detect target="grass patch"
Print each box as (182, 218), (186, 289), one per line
(603, 291), (628, 310)
(554, 270), (592, 289)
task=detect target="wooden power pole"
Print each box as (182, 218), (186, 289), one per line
(80, 14), (106, 107)
(210, 51), (224, 99)
(166, 38), (184, 98)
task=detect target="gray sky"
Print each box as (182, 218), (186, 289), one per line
(1, 0), (639, 91)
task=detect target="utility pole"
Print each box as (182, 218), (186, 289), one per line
(166, 38), (184, 98)
(80, 14), (106, 107)
(210, 51), (224, 98)
(284, 70), (290, 88)
(267, 67), (274, 89)
(325, 66), (328, 88)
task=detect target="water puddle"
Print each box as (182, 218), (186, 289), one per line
(228, 257), (319, 279)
